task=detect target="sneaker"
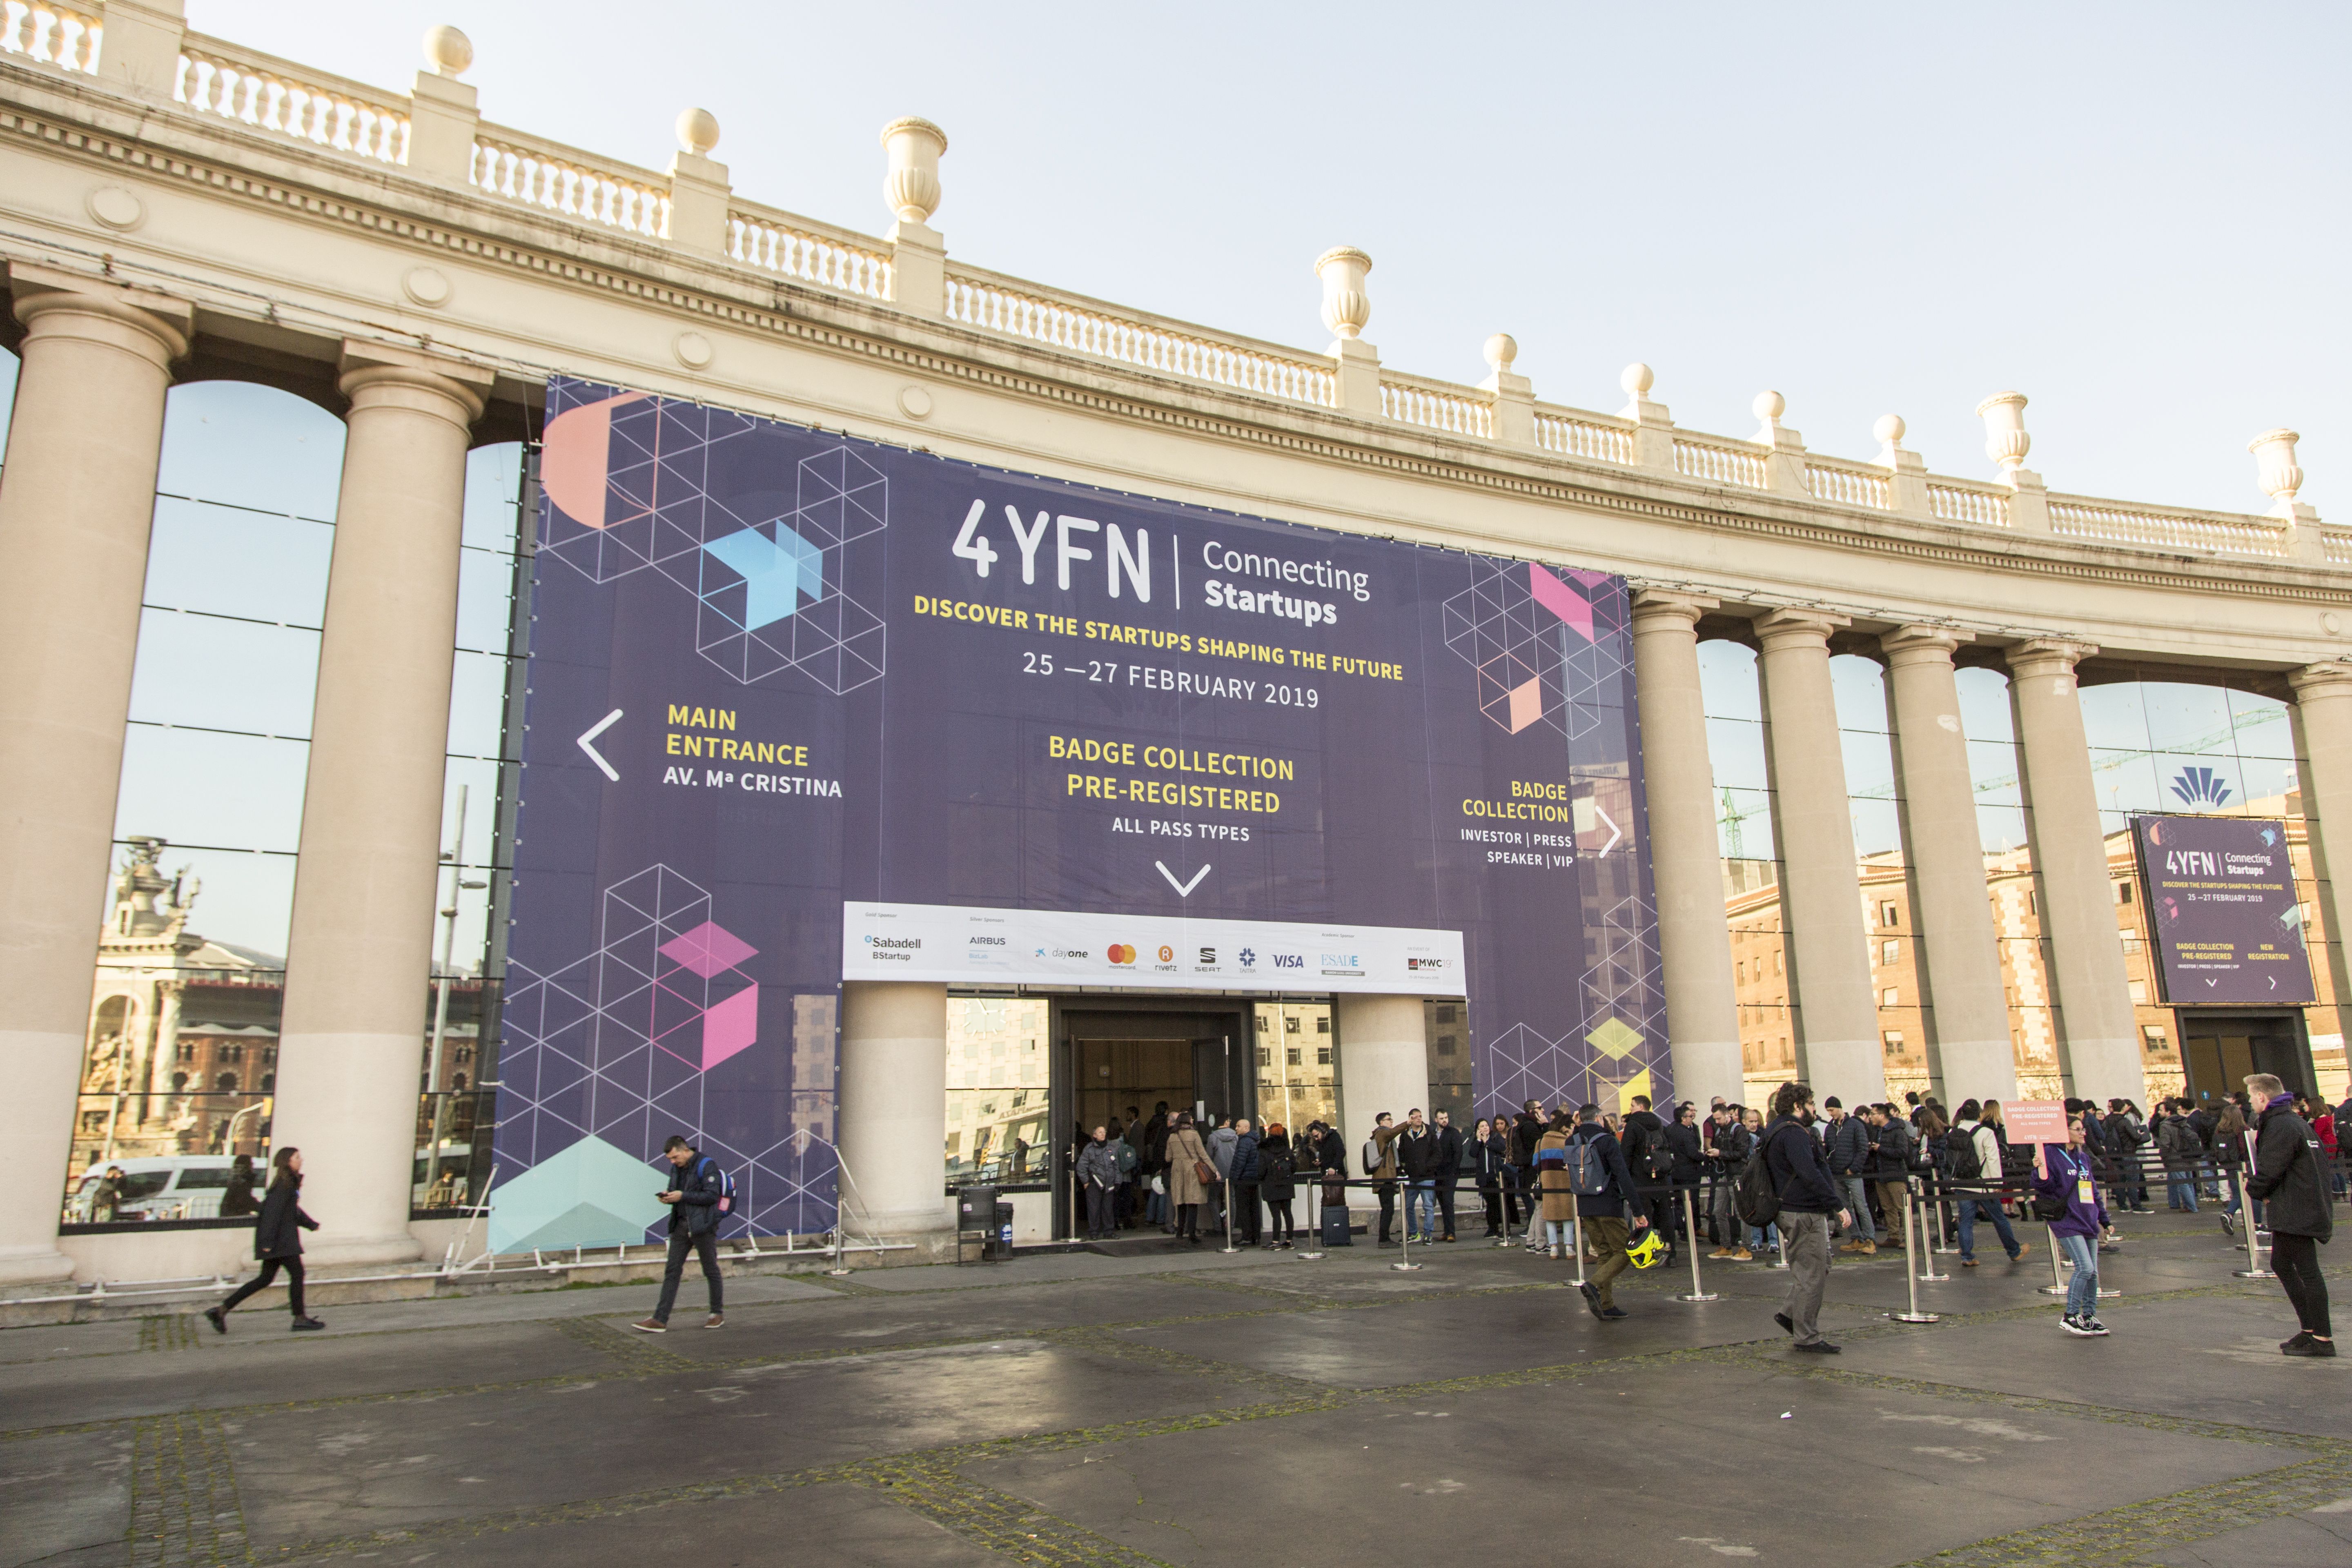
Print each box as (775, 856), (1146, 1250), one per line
(2283, 1331), (2314, 1352)
(290, 1316), (325, 1332)
(203, 1307), (226, 1336)
(2219, 1213), (2236, 1237)
(2061, 1314), (2094, 1337)
(2010, 1244), (2032, 1261)
(1709, 1247), (1736, 1260)
(2284, 1336), (2338, 1358)
(1600, 1305), (1629, 1320)
(630, 1318), (668, 1334)
(1773, 1311), (1793, 1336)
(704, 1314), (724, 1329)
(1730, 1248), (1753, 1261)
(1960, 1258), (1980, 1267)
(2084, 1319), (2110, 1336)
(1441, 1234), (1457, 1243)
(1578, 1281), (1605, 1321)
(1791, 1339), (1841, 1354)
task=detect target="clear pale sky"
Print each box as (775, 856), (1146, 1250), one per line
(191, 0), (2349, 517)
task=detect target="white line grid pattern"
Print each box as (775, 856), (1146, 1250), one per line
(1441, 560), (1620, 742)
(537, 381), (889, 694)
(497, 864), (840, 1237)
(1475, 891), (1669, 1119)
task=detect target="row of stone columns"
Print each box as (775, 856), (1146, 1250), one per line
(0, 273), (489, 1282)
(1632, 590), (2352, 1114)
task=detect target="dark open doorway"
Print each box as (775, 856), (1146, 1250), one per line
(2176, 1009), (2316, 1104)
(1049, 998), (1251, 1240)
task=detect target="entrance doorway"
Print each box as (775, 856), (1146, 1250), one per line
(1050, 999), (1250, 1239)
(2176, 1009), (2316, 1104)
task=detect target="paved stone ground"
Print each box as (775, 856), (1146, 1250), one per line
(4, 1215), (2349, 1567)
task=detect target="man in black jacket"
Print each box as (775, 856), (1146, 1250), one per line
(1510, 1102), (1544, 1247)
(1394, 1109), (1439, 1243)
(1567, 1103), (1649, 1321)
(1431, 1109), (1464, 1242)
(634, 1135), (727, 1332)
(1821, 1097), (1876, 1254)
(1866, 1104), (1913, 1251)
(1705, 1105), (1755, 1259)
(2246, 1073), (2334, 1356)
(1763, 1082), (1850, 1354)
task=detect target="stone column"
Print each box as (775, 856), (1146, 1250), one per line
(270, 344), (489, 1267)
(2006, 639), (2142, 1105)
(1881, 626), (2017, 1102)
(1754, 609), (1883, 1103)
(1629, 591), (1742, 1106)
(1335, 995), (1427, 1145)
(0, 269), (189, 1285)
(838, 981), (951, 1237)
(2287, 664), (2352, 1044)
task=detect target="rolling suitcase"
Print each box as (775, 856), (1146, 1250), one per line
(1321, 1201), (1352, 1247)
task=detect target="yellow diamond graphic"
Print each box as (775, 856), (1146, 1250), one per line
(1586, 1016), (1643, 1060)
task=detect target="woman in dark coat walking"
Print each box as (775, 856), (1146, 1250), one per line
(1258, 1126), (1298, 1248)
(204, 1148), (324, 1332)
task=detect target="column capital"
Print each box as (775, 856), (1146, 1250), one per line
(336, 341), (494, 432)
(1880, 623), (1973, 667)
(1753, 606), (1849, 652)
(2288, 660), (2352, 702)
(1629, 588), (1719, 630)
(2006, 636), (2097, 681)
(9, 264), (191, 366)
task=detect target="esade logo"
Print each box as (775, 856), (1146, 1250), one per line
(1320, 953), (1362, 970)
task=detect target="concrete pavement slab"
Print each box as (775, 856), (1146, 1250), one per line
(0, 1427), (133, 1568)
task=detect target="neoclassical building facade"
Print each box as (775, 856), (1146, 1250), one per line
(2, 1), (2348, 1285)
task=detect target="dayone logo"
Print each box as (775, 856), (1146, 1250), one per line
(2170, 766), (2234, 808)
(1107, 944), (1136, 964)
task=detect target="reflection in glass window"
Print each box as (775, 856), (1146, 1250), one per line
(1263, 1000), (1339, 1133)
(944, 997), (1049, 1187)
(1702, 640), (1790, 1101)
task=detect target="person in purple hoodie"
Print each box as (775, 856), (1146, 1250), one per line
(2034, 1113), (2115, 1337)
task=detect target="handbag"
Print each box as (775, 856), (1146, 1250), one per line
(1194, 1158), (1218, 1187)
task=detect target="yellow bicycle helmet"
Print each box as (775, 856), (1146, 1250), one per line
(1626, 1227), (1668, 1269)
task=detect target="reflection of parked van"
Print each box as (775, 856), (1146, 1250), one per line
(68, 1157), (244, 1222)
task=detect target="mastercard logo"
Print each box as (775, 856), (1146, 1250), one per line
(1107, 944), (1136, 964)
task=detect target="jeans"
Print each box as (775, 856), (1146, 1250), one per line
(220, 1256), (305, 1317)
(1956, 1197), (2020, 1261)
(2057, 1230), (2099, 1319)
(1545, 1218), (1572, 1250)
(1840, 1177), (1877, 1242)
(1711, 1174), (1744, 1250)
(2166, 1169), (2199, 1212)
(1406, 1180), (1437, 1240)
(2273, 1231), (2333, 1337)
(653, 1227), (722, 1323)
(1780, 1211), (1832, 1344)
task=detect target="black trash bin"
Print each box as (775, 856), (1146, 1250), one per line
(956, 1185), (999, 1262)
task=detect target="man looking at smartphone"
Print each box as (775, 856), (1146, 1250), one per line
(633, 1134), (728, 1332)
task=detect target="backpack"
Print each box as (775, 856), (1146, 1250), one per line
(1115, 1141), (1139, 1177)
(698, 1156), (735, 1215)
(1942, 1128), (1982, 1182)
(1566, 1136), (1610, 1197)
(1363, 1138), (1383, 1175)
(1633, 1129), (1673, 1187)
(1734, 1142), (1780, 1228)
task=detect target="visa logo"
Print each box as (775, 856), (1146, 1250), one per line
(1272, 953), (1305, 969)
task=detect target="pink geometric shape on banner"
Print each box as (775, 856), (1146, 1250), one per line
(1566, 568), (1611, 588)
(1507, 676), (1543, 733)
(700, 983), (759, 1071)
(540, 390), (648, 528)
(660, 919), (758, 978)
(1526, 561), (1594, 641)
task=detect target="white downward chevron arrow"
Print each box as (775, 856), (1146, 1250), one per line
(1156, 861), (1211, 897)
(577, 708), (623, 782)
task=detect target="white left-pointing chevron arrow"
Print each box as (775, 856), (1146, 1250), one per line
(577, 708), (623, 781)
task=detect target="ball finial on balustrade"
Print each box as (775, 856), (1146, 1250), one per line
(1483, 334), (1518, 374)
(880, 117), (949, 225)
(677, 108), (722, 156)
(1976, 391), (2031, 473)
(1753, 390), (1786, 425)
(1874, 413), (1907, 448)
(1315, 248), (1374, 341)
(423, 24), (473, 76)
(2249, 428), (2305, 508)
(1621, 363), (1655, 399)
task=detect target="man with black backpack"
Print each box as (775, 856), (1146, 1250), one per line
(1748, 1082), (1847, 1354)
(1947, 1099), (2026, 1267)
(633, 1134), (728, 1332)
(1566, 1104), (1648, 1321)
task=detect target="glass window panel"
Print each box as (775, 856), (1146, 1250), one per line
(1717, 788), (1777, 862)
(446, 649), (511, 757)
(454, 548), (518, 653)
(1954, 666), (2016, 743)
(143, 498), (332, 624)
(2088, 749), (2163, 817)
(2077, 683), (2149, 753)
(156, 381), (345, 519)
(101, 846), (296, 962)
(126, 613), (320, 737)
(1977, 804), (2029, 854)
(2149, 751), (2247, 813)
(1850, 797), (1903, 859)
(440, 755), (507, 871)
(113, 728), (310, 855)
(2241, 753), (2297, 808)
(2141, 682), (2234, 755)
(2228, 695), (2297, 760)
(1704, 716), (1770, 792)
(0, 344), (17, 465)
(1840, 728), (1898, 806)
(1967, 739), (2023, 806)
(1829, 654), (1891, 735)
(462, 443), (525, 553)
(1698, 640), (1762, 722)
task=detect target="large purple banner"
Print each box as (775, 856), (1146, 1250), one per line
(2132, 814), (2315, 1006)
(487, 378), (1664, 1249)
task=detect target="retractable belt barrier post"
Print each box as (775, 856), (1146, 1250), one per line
(1393, 1182), (1422, 1272)
(2232, 1168), (2276, 1280)
(1889, 1176), (1938, 1324)
(1678, 1186), (1716, 1303)
(2038, 1222), (2069, 1296)
(1914, 1176), (1949, 1282)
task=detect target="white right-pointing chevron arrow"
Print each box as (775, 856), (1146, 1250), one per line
(577, 708), (623, 782)
(1594, 805), (1621, 858)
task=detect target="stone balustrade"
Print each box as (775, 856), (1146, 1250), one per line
(0, 1), (99, 74)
